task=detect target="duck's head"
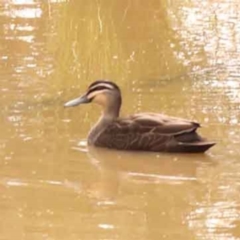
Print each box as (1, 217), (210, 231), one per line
(64, 80), (122, 116)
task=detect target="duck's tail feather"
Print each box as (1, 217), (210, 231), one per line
(174, 128), (203, 142)
(175, 141), (216, 153)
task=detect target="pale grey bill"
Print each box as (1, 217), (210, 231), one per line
(64, 95), (89, 107)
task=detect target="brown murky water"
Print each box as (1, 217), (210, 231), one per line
(1, 0), (240, 239)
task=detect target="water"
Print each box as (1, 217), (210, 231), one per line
(0, 0), (240, 239)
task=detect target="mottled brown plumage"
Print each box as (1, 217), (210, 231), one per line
(64, 80), (215, 153)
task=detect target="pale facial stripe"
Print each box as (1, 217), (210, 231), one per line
(87, 89), (109, 99)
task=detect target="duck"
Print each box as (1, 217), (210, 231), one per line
(64, 80), (215, 153)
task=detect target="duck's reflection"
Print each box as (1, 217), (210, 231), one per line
(74, 142), (213, 201)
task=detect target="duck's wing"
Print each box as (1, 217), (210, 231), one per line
(128, 112), (200, 134)
(94, 113), (202, 151)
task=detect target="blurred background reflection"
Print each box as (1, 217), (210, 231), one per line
(0, 0), (240, 240)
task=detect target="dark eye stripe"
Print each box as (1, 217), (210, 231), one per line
(87, 85), (111, 95)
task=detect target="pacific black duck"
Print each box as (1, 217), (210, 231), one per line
(64, 80), (215, 153)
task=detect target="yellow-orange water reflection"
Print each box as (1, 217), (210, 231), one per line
(0, 0), (240, 240)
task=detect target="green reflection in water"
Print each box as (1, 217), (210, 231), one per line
(53, 0), (189, 89)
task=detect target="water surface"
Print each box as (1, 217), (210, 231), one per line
(0, 0), (240, 239)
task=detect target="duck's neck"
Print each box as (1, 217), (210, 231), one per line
(102, 102), (121, 119)
(88, 102), (121, 145)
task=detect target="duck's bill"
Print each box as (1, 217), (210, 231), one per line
(64, 94), (90, 107)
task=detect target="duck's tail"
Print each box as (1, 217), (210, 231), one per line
(175, 141), (216, 153)
(173, 128), (215, 153)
